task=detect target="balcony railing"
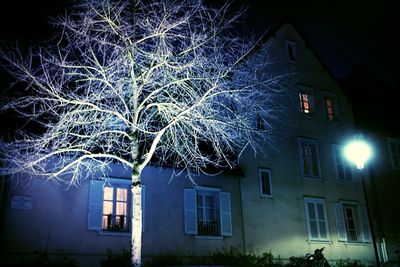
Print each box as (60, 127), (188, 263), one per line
(197, 221), (219, 236)
(102, 214), (129, 232)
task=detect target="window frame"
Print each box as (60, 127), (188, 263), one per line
(334, 201), (372, 243)
(259, 168), (272, 197)
(87, 178), (145, 236)
(298, 87), (314, 114)
(304, 197), (330, 242)
(387, 138), (400, 169)
(332, 144), (355, 183)
(102, 184), (130, 233)
(286, 40), (297, 63)
(298, 138), (321, 178)
(323, 92), (339, 121)
(184, 187), (232, 238)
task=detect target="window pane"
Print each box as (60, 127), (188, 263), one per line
(308, 203), (316, 219)
(104, 187), (113, 200)
(310, 220), (318, 238)
(197, 195), (203, 207)
(116, 202), (127, 216)
(103, 201), (113, 215)
(317, 204), (324, 219)
(205, 195), (214, 208)
(206, 208), (215, 221)
(197, 207), (203, 221)
(319, 221), (327, 238)
(117, 188), (128, 201)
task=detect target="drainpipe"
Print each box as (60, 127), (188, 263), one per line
(238, 176), (246, 254)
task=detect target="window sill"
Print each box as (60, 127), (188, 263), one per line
(260, 194), (273, 198)
(99, 231), (131, 237)
(307, 239), (331, 244)
(301, 176), (323, 181)
(341, 241), (371, 246)
(195, 235), (223, 240)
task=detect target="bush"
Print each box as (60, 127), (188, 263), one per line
(100, 249), (131, 267)
(333, 259), (371, 267)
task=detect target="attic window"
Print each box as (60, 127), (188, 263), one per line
(286, 40), (297, 63)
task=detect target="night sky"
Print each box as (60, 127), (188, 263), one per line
(0, 0), (398, 134)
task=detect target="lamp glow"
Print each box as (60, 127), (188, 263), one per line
(343, 139), (372, 170)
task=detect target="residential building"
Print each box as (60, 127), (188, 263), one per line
(0, 23), (378, 266)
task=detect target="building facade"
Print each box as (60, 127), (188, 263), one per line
(0, 24), (378, 266)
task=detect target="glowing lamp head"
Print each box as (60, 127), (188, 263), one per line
(344, 139), (372, 170)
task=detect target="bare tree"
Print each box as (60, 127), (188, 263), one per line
(0, 0), (285, 265)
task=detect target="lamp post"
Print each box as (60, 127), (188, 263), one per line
(344, 135), (380, 266)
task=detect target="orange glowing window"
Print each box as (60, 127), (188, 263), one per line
(324, 95), (337, 121)
(299, 91), (312, 113)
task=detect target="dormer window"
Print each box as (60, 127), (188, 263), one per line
(286, 40), (297, 63)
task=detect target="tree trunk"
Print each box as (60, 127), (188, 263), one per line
(131, 170), (142, 266)
(130, 131), (142, 266)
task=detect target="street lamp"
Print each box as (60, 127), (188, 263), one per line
(344, 134), (380, 266)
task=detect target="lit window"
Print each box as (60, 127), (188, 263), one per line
(334, 202), (371, 243)
(299, 89), (313, 114)
(387, 138), (400, 169)
(259, 168), (272, 196)
(324, 94), (338, 121)
(286, 40), (297, 63)
(298, 138), (320, 177)
(87, 179), (145, 234)
(332, 145), (354, 182)
(304, 198), (329, 241)
(102, 186), (129, 232)
(184, 188), (232, 237)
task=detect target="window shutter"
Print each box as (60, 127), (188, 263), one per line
(219, 192), (232, 236)
(184, 189), (197, 235)
(141, 185), (145, 232)
(87, 180), (104, 231)
(334, 203), (347, 241)
(358, 205), (372, 242)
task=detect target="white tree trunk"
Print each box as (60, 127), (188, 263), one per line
(131, 172), (142, 266)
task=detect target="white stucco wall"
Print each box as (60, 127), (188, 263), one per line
(237, 24), (375, 264)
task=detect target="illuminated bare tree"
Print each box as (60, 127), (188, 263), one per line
(0, 0), (285, 265)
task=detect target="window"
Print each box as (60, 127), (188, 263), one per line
(298, 138), (321, 178)
(299, 88), (313, 114)
(102, 186), (129, 232)
(324, 93), (338, 121)
(387, 138), (400, 169)
(87, 179), (145, 233)
(184, 187), (232, 237)
(197, 191), (218, 236)
(332, 144), (354, 182)
(286, 40), (297, 63)
(334, 202), (371, 243)
(259, 168), (272, 196)
(304, 198), (330, 241)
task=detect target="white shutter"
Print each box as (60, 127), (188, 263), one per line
(184, 189), (197, 235)
(219, 192), (232, 236)
(141, 185), (145, 232)
(358, 205), (372, 242)
(334, 203), (347, 241)
(87, 180), (104, 230)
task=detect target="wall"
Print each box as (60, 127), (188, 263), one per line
(0, 165), (243, 266)
(238, 24), (375, 263)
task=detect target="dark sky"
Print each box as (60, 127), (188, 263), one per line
(0, 0), (398, 133)
(0, 1), (398, 84)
